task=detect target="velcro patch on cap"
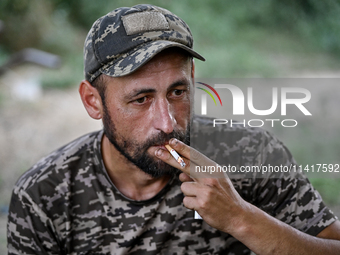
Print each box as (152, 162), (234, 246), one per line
(122, 11), (170, 36)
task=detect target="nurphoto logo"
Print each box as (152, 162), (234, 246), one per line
(197, 83), (312, 128)
(196, 82), (223, 115)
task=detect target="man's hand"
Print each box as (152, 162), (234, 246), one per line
(156, 138), (251, 235)
(155, 138), (340, 255)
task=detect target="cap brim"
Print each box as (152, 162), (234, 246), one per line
(100, 40), (205, 78)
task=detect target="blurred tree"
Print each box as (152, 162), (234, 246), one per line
(0, 0), (54, 52)
(267, 0), (340, 54)
(1, 0), (339, 55)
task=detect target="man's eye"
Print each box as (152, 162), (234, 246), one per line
(135, 97), (147, 104)
(173, 90), (184, 96)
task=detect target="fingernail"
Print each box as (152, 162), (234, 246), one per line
(170, 138), (178, 146)
(155, 149), (163, 157)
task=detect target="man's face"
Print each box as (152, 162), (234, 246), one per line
(101, 50), (193, 178)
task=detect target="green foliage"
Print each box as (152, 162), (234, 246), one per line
(0, 0), (339, 89)
(267, 0), (340, 55)
(0, 0), (53, 52)
(1, 0), (340, 56)
(310, 178), (340, 205)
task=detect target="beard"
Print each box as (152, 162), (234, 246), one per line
(102, 102), (190, 178)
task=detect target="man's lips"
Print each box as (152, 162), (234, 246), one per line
(152, 142), (170, 150)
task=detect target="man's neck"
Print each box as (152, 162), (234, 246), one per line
(101, 135), (170, 201)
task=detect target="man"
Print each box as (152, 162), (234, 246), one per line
(7, 4), (340, 254)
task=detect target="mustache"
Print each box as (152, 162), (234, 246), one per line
(142, 129), (189, 150)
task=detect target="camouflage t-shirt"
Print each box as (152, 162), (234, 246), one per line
(7, 116), (337, 255)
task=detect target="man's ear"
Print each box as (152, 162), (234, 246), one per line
(79, 80), (103, 120)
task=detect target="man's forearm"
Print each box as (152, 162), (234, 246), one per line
(231, 203), (340, 255)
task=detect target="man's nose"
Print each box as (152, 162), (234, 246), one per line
(153, 99), (176, 134)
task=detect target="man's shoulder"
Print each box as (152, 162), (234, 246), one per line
(14, 130), (103, 194)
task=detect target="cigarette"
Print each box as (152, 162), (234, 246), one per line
(165, 145), (200, 220)
(165, 145), (186, 167)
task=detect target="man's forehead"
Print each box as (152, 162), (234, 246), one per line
(118, 73), (192, 97)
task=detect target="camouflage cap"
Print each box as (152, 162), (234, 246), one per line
(84, 4), (205, 82)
